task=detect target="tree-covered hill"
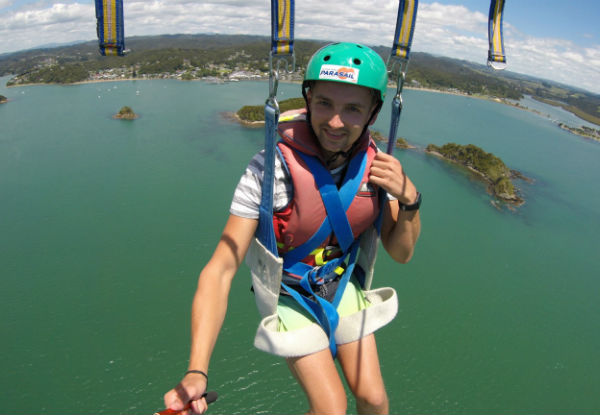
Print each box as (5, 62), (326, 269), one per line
(1, 34), (598, 124)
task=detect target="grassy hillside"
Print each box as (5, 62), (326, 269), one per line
(1, 34), (598, 125)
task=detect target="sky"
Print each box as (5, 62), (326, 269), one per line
(1, 0), (599, 94)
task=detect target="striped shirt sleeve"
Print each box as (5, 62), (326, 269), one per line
(230, 150), (292, 219)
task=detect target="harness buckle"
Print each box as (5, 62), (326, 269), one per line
(308, 258), (346, 285)
(268, 51), (296, 106)
(312, 245), (342, 266)
(387, 56), (409, 102)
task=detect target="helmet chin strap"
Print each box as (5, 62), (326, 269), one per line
(325, 145), (357, 169)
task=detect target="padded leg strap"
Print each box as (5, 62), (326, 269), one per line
(253, 287), (398, 357)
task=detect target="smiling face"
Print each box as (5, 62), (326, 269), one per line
(306, 81), (379, 161)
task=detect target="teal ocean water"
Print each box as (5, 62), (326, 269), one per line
(1, 76), (599, 414)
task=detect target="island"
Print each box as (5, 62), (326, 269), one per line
(426, 142), (526, 206)
(558, 123), (600, 142)
(0, 94), (7, 104)
(371, 130), (415, 149)
(231, 97), (306, 126)
(113, 106), (138, 120)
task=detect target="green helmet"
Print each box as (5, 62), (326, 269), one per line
(304, 42), (388, 101)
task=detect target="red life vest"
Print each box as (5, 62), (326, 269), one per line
(273, 111), (381, 268)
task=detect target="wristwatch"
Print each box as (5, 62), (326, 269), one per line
(398, 192), (422, 211)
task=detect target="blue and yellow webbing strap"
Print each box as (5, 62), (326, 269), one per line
(488, 0), (506, 68)
(384, 0), (419, 160)
(257, 0), (296, 255)
(377, 0), (419, 232)
(95, 0), (125, 56)
(391, 0), (418, 60)
(387, 0), (419, 155)
(271, 0), (295, 56)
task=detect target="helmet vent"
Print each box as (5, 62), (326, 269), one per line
(353, 58), (362, 65)
(323, 55), (331, 61)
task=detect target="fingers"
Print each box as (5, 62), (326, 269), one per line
(174, 382), (193, 404)
(190, 397), (208, 414)
(164, 388), (185, 412)
(161, 393), (208, 415)
(369, 153), (404, 196)
(369, 151), (417, 204)
(370, 152), (403, 179)
(163, 376), (208, 414)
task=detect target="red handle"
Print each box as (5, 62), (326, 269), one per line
(154, 406), (190, 415)
(154, 391), (218, 415)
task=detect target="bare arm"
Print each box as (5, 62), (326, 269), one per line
(368, 151), (421, 263)
(163, 214), (258, 414)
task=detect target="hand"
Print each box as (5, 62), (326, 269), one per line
(163, 372), (209, 414)
(369, 151), (418, 205)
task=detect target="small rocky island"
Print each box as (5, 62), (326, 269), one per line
(230, 97), (306, 127)
(0, 94), (7, 104)
(426, 142), (527, 206)
(113, 106), (138, 120)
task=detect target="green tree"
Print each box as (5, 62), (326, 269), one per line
(181, 71), (194, 81)
(237, 97), (305, 122)
(119, 106), (134, 115)
(115, 106), (137, 119)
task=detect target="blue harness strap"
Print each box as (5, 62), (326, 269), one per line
(257, 0), (296, 256)
(282, 240), (360, 356)
(278, 149), (368, 356)
(282, 149), (367, 267)
(375, 0), (421, 232)
(258, 0), (371, 357)
(257, 103), (280, 256)
(387, 0), (419, 155)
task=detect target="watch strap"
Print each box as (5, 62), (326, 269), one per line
(399, 192), (421, 211)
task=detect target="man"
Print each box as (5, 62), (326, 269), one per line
(164, 42), (421, 414)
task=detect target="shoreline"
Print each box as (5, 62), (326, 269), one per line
(557, 123), (600, 142)
(407, 86), (600, 131)
(6, 77), (151, 88)
(407, 85), (600, 140)
(5, 76), (600, 133)
(221, 111), (264, 128)
(113, 113), (139, 120)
